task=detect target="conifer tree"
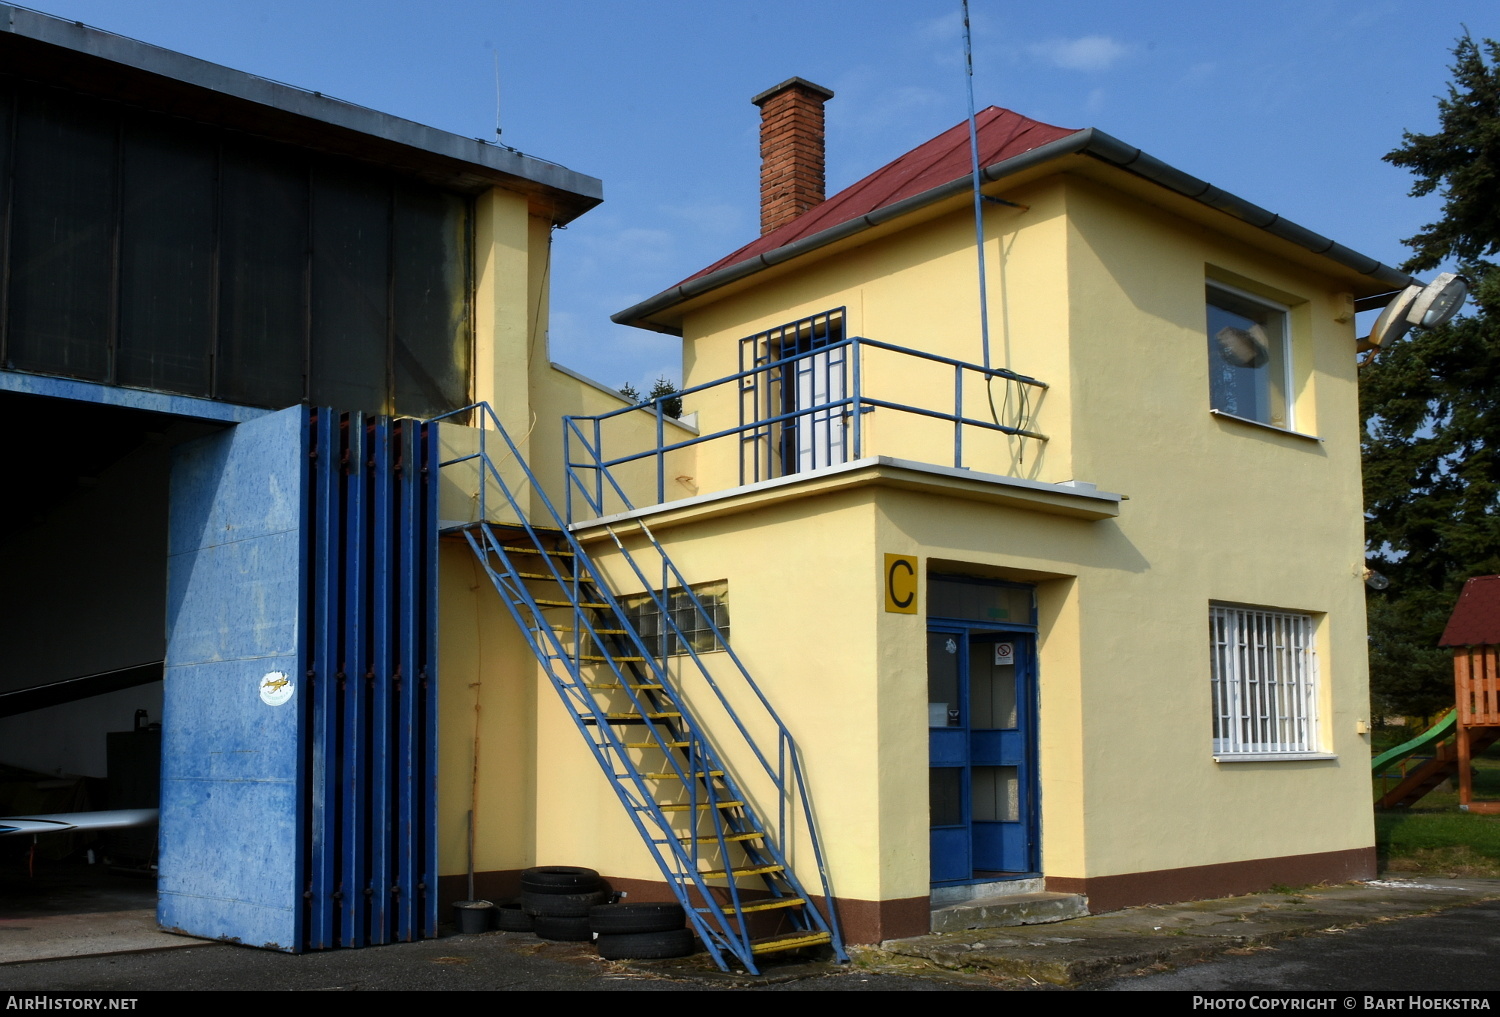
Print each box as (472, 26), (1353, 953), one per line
(1363, 35), (1500, 716)
(646, 376), (683, 419)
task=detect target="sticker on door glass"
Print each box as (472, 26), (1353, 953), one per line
(260, 671), (294, 706)
(945, 638), (957, 654)
(994, 642), (1015, 666)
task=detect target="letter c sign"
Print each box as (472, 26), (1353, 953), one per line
(884, 554), (918, 614)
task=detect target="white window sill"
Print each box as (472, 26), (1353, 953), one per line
(1209, 409), (1322, 442)
(1213, 752), (1338, 763)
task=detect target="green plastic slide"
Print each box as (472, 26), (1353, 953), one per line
(1371, 709), (1457, 773)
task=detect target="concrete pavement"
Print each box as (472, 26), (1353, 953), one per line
(860, 877), (1500, 988)
(5, 867), (1500, 989)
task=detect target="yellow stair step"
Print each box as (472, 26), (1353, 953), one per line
(698, 863), (783, 879)
(533, 598), (609, 609)
(642, 770), (724, 780)
(720, 896), (804, 915)
(676, 832), (763, 845)
(751, 931), (832, 955)
(585, 682), (665, 691)
(577, 655), (646, 663)
(660, 798), (747, 816)
(627, 740), (690, 748)
(500, 545), (574, 557)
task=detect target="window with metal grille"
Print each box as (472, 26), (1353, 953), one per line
(1209, 604), (1318, 756)
(620, 581), (730, 658)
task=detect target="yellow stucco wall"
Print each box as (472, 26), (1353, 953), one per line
(673, 179), (1074, 496)
(436, 190), (698, 883)
(602, 170), (1372, 893)
(439, 161), (1378, 909)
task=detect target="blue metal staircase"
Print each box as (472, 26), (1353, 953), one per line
(434, 404), (845, 974)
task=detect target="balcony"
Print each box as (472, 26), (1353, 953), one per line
(562, 337), (1117, 526)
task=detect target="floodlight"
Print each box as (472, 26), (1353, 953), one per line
(1365, 285), (1421, 348)
(1405, 272), (1469, 329)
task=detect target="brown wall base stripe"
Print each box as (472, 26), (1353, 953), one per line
(1045, 846), (1377, 913)
(437, 870), (930, 943)
(440, 846), (1374, 944)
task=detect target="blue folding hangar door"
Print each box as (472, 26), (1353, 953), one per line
(159, 405), (438, 950)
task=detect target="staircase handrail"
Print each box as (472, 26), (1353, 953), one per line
(430, 402), (845, 963)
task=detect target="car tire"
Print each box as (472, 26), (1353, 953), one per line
(595, 928), (696, 960)
(519, 866), (604, 894)
(588, 902), (686, 934)
(532, 914), (594, 942)
(521, 889), (611, 917)
(494, 899), (533, 932)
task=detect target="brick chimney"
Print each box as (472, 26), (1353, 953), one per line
(752, 77), (835, 236)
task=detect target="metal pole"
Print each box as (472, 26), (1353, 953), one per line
(963, 0), (993, 371)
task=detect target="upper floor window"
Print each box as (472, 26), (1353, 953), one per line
(1206, 282), (1291, 429)
(739, 309), (848, 479)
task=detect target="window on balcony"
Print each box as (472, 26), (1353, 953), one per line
(1206, 282), (1291, 429)
(739, 309), (848, 478)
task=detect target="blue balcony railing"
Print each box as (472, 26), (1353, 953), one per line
(563, 336), (1048, 523)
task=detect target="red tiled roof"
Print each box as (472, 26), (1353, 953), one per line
(680, 106), (1080, 285)
(1439, 575), (1500, 647)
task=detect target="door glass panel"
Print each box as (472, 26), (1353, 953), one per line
(970, 641), (1018, 730)
(929, 578), (1033, 624)
(929, 768), (963, 827)
(971, 766), (1019, 823)
(927, 632), (960, 727)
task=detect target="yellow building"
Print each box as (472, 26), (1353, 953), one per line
(0, 10), (1408, 973)
(448, 77), (1411, 954)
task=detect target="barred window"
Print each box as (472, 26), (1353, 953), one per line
(621, 581), (730, 658)
(1209, 605), (1318, 756)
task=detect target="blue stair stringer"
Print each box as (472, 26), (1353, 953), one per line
(433, 403), (846, 974)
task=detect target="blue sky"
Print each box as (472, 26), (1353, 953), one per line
(18, 1), (1500, 393)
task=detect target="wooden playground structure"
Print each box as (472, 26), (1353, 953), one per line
(1375, 576), (1500, 812)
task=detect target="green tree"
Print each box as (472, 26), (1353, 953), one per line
(1363, 34), (1500, 716)
(618, 377), (681, 417)
(646, 376), (683, 419)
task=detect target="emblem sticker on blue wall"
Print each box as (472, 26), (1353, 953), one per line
(259, 671), (294, 706)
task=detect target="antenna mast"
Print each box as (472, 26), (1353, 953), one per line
(963, 0), (993, 371)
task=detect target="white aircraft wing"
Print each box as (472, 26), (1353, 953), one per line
(0, 808), (159, 837)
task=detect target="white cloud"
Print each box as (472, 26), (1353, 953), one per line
(1029, 35), (1130, 72)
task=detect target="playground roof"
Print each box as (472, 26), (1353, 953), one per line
(1439, 575), (1500, 647)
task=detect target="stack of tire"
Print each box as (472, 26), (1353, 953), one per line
(505, 866), (695, 960)
(590, 901), (694, 960)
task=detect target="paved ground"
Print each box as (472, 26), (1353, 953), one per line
(863, 876), (1500, 988)
(0, 864), (195, 965)
(1096, 899), (1500, 992)
(5, 865), (1500, 991)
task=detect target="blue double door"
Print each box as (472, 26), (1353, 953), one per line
(928, 627), (1037, 883)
